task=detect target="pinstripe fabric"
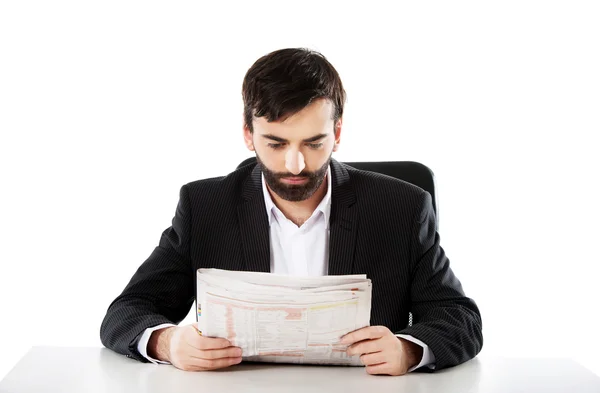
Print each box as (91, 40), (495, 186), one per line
(100, 158), (483, 370)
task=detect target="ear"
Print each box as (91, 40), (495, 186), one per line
(332, 118), (342, 152)
(243, 123), (255, 151)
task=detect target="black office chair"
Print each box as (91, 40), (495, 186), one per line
(236, 157), (439, 230)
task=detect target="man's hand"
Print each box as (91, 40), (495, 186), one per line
(340, 326), (423, 376)
(148, 323), (243, 371)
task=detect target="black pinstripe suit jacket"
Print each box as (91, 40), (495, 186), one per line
(100, 159), (483, 370)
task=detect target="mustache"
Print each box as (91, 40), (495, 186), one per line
(273, 171), (317, 179)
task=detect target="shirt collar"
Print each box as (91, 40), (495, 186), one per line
(261, 165), (332, 226)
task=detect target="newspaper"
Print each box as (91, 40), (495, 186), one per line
(196, 268), (372, 366)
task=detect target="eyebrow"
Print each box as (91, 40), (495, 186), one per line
(261, 133), (328, 143)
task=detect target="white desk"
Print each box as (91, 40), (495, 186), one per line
(1, 347), (599, 393)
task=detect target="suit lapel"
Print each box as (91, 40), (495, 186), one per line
(328, 159), (358, 276)
(237, 164), (271, 273)
(236, 159), (358, 276)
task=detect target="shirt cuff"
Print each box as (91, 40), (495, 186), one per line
(395, 334), (436, 372)
(137, 323), (177, 364)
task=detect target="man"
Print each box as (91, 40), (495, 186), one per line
(100, 48), (483, 376)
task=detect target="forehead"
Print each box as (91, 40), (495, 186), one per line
(253, 99), (334, 139)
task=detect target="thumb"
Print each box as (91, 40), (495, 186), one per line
(189, 323), (202, 336)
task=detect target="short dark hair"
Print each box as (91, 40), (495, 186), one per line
(242, 48), (346, 133)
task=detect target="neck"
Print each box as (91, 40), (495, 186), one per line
(267, 174), (328, 227)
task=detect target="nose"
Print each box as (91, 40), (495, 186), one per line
(285, 148), (305, 175)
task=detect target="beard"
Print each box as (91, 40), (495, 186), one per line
(256, 153), (331, 202)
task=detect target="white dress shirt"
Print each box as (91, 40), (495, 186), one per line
(138, 167), (435, 371)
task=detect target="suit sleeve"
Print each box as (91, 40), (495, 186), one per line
(396, 190), (483, 370)
(100, 184), (195, 362)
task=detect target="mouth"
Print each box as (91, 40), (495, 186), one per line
(280, 177), (309, 184)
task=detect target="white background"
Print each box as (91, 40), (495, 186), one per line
(1, 0), (599, 381)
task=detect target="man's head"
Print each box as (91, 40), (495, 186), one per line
(242, 48), (346, 202)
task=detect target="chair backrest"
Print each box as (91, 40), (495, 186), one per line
(237, 157), (439, 229)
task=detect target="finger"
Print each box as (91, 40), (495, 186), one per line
(195, 346), (243, 360)
(183, 338), (242, 360)
(185, 325), (233, 350)
(195, 356), (243, 370)
(347, 338), (382, 356)
(189, 333), (232, 350)
(365, 362), (392, 375)
(340, 326), (387, 345)
(188, 323), (204, 338)
(185, 340), (240, 359)
(359, 351), (387, 366)
(179, 356), (242, 371)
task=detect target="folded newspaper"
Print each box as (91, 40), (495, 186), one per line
(196, 268), (372, 366)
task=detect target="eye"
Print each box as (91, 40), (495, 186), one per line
(268, 143), (285, 149)
(307, 143), (323, 149)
